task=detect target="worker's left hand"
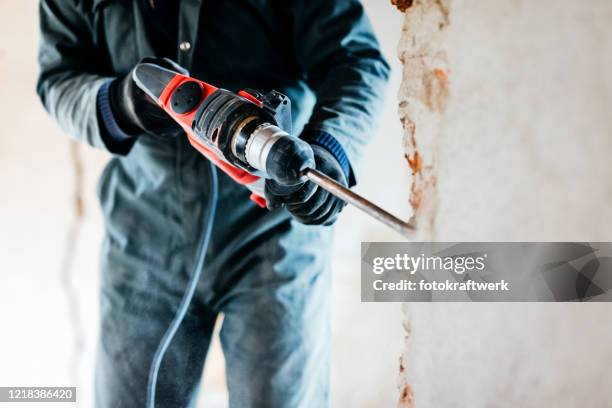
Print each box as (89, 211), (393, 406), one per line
(109, 57), (189, 139)
(265, 145), (347, 225)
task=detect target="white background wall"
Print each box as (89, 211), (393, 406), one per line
(0, 1), (407, 407)
(397, 1), (612, 407)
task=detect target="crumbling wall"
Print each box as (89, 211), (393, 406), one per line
(395, 0), (612, 406)
(397, 0), (450, 237)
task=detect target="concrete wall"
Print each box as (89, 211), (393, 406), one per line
(395, 1), (612, 407)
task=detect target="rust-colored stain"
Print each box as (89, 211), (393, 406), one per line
(405, 151), (422, 174)
(423, 67), (450, 113)
(399, 356), (406, 373)
(403, 116), (422, 174)
(433, 67), (448, 82)
(402, 118), (419, 176)
(402, 116), (428, 212)
(398, 384), (415, 408)
(391, 0), (414, 12)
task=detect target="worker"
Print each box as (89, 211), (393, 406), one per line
(37, 1), (389, 407)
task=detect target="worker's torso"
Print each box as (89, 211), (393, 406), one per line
(93, 0), (314, 130)
(91, 0), (316, 248)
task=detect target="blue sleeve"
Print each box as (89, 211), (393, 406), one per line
(36, 0), (114, 152)
(292, 0), (391, 186)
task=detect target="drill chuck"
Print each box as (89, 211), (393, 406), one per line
(241, 123), (284, 172)
(238, 122), (314, 185)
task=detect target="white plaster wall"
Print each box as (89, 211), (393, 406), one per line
(397, 1), (612, 407)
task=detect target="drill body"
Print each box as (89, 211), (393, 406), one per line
(133, 63), (314, 207)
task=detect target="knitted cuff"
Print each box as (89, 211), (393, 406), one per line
(302, 129), (355, 186)
(96, 80), (138, 153)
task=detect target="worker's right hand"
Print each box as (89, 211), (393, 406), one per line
(265, 145), (347, 226)
(109, 57), (188, 139)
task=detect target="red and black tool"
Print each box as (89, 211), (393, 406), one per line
(133, 62), (313, 208)
(133, 63), (414, 237)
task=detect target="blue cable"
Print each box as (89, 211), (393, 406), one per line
(146, 162), (219, 408)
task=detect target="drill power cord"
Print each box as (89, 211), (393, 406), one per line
(146, 162), (219, 408)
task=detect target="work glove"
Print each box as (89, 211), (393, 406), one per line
(109, 57), (189, 139)
(265, 145), (347, 226)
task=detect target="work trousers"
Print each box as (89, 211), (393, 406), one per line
(94, 136), (333, 407)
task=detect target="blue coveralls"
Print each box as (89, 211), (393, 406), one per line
(37, 0), (389, 406)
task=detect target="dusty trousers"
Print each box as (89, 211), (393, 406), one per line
(94, 135), (333, 407)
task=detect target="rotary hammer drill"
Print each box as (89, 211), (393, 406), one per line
(133, 62), (412, 236)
